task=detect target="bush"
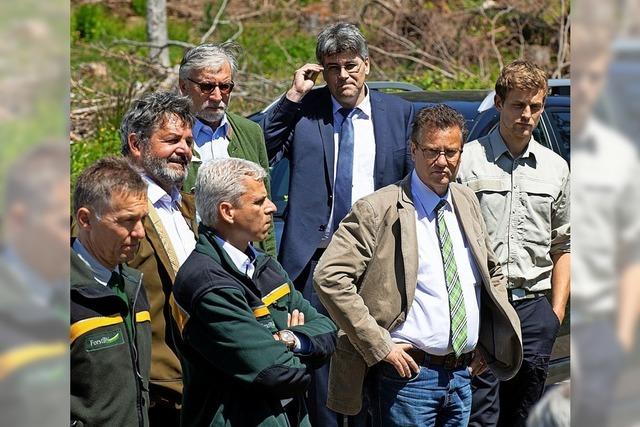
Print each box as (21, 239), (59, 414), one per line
(71, 4), (124, 42)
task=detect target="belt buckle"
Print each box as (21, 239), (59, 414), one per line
(509, 288), (527, 301)
(443, 353), (457, 370)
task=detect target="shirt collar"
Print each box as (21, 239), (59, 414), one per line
(410, 169), (452, 217)
(72, 239), (116, 286)
(330, 84), (371, 119)
(489, 128), (539, 162)
(213, 235), (257, 277)
(193, 116), (230, 146)
(142, 174), (182, 207)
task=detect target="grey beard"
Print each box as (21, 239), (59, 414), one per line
(197, 109), (225, 126)
(141, 152), (187, 191)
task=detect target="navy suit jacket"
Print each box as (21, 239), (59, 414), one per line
(261, 86), (415, 282)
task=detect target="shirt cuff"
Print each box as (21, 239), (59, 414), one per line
(292, 332), (312, 354)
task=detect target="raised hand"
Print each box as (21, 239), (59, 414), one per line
(285, 63), (324, 103)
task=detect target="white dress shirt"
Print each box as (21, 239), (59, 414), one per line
(323, 86), (376, 242)
(213, 235), (257, 278)
(390, 171), (481, 355)
(144, 176), (196, 266)
(192, 116), (231, 163)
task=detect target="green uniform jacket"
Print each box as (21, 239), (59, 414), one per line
(70, 246), (152, 427)
(172, 225), (337, 427)
(183, 112), (277, 256)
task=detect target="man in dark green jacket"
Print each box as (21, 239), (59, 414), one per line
(71, 157), (152, 427)
(179, 42), (276, 256)
(172, 158), (337, 426)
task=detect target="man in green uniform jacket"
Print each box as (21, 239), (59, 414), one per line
(172, 158), (337, 426)
(179, 42), (276, 256)
(70, 157), (152, 427)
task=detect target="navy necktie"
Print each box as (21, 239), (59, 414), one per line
(333, 108), (355, 232)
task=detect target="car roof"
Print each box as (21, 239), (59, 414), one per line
(477, 78), (570, 112)
(396, 90), (490, 121)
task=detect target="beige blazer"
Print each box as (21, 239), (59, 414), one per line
(313, 175), (522, 415)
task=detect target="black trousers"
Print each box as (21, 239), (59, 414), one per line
(469, 296), (561, 427)
(294, 250), (369, 427)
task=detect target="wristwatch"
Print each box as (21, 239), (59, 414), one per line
(277, 330), (297, 351)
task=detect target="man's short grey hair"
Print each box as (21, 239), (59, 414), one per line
(120, 91), (194, 156)
(196, 158), (267, 228)
(316, 22), (368, 64)
(179, 42), (241, 80)
(73, 156), (147, 217)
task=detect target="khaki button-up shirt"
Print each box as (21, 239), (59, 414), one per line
(457, 128), (570, 293)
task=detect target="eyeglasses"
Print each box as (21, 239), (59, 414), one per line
(187, 77), (235, 94)
(416, 146), (462, 161)
(324, 61), (363, 75)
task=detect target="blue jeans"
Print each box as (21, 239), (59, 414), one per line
(368, 361), (472, 427)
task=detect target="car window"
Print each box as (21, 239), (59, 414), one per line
(546, 108), (571, 161)
(532, 123), (549, 151)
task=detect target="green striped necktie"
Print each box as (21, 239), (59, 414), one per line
(435, 199), (468, 357)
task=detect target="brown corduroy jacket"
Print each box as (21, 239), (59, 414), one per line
(126, 191), (197, 408)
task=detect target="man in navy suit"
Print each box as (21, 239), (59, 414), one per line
(261, 21), (414, 427)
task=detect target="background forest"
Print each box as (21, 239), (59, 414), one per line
(70, 0), (570, 181)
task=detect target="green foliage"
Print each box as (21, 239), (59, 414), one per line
(239, 24), (316, 76)
(70, 79), (141, 187)
(71, 4), (124, 42)
(168, 19), (194, 63)
(294, 0), (321, 5)
(71, 125), (120, 186)
(401, 70), (492, 91)
(131, 0), (147, 17)
(202, 1), (215, 31)
(71, 2), (567, 179)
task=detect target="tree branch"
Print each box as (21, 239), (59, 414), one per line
(368, 45), (456, 79)
(201, 0), (230, 44)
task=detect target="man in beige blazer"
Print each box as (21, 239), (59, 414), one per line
(314, 105), (522, 426)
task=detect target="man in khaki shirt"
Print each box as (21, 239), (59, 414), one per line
(457, 60), (570, 427)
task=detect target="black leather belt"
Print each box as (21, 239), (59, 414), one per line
(406, 348), (473, 370)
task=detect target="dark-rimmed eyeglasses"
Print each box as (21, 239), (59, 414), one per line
(187, 78), (235, 94)
(416, 146), (462, 161)
(324, 61), (363, 75)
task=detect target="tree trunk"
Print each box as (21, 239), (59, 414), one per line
(146, 0), (170, 68)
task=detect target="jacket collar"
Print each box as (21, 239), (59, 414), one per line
(195, 225), (269, 278)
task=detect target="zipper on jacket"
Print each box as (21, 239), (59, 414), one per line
(123, 271), (145, 427)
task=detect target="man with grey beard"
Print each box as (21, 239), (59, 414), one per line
(178, 42), (276, 256)
(120, 91), (199, 425)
